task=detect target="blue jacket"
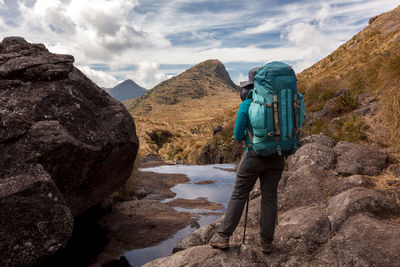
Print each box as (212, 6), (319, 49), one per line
(234, 99), (254, 150)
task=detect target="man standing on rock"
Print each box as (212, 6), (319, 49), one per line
(209, 67), (284, 254)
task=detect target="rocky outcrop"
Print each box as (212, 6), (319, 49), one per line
(314, 214), (400, 266)
(0, 37), (138, 266)
(198, 138), (243, 165)
(144, 135), (400, 267)
(334, 141), (388, 176)
(0, 164), (73, 267)
(327, 187), (398, 232)
(287, 142), (336, 171)
(275, 206), (331, 253)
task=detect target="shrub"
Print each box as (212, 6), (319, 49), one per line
(147, 129), (173, 152)
(302, 78), (338, 112)
(330, 114), (368, 142)
(305, 118), (330, 135)
(332, 90), (358, 115)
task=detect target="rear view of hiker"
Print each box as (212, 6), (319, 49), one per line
(209, 62), (306, 254)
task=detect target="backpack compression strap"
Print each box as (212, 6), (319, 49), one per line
(273, 95), (282, 155)
(293, 94), (299, 137)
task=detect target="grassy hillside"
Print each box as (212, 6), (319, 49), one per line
(123, 59), (241, 163)
(298, 5), (400, 155)
(195, 6), (400, 168)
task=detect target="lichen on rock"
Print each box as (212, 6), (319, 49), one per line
(0, 37), (139, 266)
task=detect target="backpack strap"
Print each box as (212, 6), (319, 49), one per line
(273, 95), (282, 156)
(293, 93), (299, 137)
(245, 127), (253, 167)
(252, 99), (272, 108)
(245, 127), (254, 144)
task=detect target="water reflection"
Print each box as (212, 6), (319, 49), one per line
(125, 215), (221, 267)
(125, 164), (237, 267)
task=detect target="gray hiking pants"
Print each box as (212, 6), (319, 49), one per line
(218, 150), (284, 244)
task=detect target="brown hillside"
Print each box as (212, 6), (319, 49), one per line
(123, 60), (241, 162)
(298, 5), (400, 154)
(198, 5), (400, 166)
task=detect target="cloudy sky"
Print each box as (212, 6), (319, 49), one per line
(0, 0), (398, 89)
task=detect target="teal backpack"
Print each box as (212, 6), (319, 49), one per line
(247, 61), (306, 156)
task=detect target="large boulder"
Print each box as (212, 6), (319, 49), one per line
(275, 206), (330, 253)
(0, 37), (138, 265)
(279, 165), (348, 211)
(314, 214), (400, 266)
(0, 164), (73, 267)
(327, 187), (399, 232)
(334, 141), (388, 176)
(287, 142), (336, 172)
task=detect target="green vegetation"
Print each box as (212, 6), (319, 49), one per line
(306, 115), (368, 143)
(330, 115), (369, 142)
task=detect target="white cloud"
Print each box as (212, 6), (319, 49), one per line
(1, 0), (399, 86)
(77, 66), (119, 88)
(235, 72), (247, 85)
(126, 61), (172, 89)
(13, 0), (170, 64)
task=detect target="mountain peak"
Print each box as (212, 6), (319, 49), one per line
(108, 79), (147, 101)
(120, 79), (139, 86)
(182, 59), (237, 89)
(125, 59), (239, 115)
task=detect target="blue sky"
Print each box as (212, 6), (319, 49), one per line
(0, 0), (398, 88)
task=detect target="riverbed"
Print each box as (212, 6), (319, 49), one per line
(125, 163), (237, 267)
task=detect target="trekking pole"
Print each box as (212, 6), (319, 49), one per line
(242, 197), (249, 244)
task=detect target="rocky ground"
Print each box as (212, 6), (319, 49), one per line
(168, 197), (224, 210)
(143, 135), (400, 267)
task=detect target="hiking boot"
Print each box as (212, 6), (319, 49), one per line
(260, 239), (273, 254)
(209, 233), (229, 249)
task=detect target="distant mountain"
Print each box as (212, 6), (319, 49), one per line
(107, 79), (147, 101)
(124, 59), (240, 115)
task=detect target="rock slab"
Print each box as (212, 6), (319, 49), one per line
(334, 141), (388, 176)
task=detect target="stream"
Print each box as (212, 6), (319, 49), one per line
(124, 164), (237, 267)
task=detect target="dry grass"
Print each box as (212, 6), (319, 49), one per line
(381, 85), (400, 154)
(131, 91), (241, 163)
(298, 6), (400, 155)
(373, 171), (400, 190)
